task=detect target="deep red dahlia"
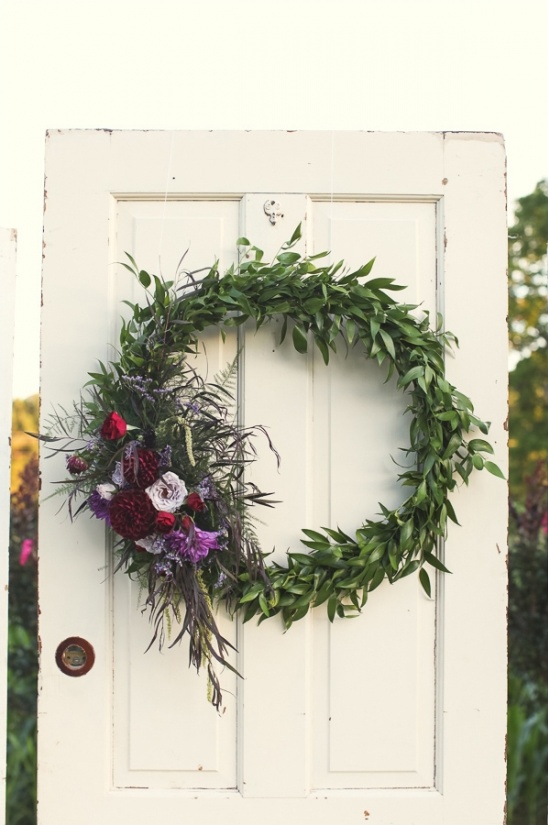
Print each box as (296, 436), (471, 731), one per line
(122, 448), (159, 488)
(109, 490), (156, 540)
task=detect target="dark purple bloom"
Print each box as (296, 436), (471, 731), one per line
(165, 526), (221, 564)
(157, 444), (173, 469)
(197, 476), (216, 500)
(88, 490), (112, 525)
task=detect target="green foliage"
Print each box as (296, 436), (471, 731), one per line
(508, 179), (548, 503)
(509, 345), (548, 503)
(507, 676), (548, 825)
(11, 395), (39, 494)
(507, 463), (548, 824)
(6, 455), (38, 825)
(506, 178), (548, 822)
(508, 462), (548, 688)
(117, 226), (498, 628)
(508, 179), (548, 356)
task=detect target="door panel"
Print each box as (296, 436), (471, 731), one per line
(111, 195), (437, 796)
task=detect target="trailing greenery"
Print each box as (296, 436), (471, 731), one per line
(113, 224), (500, 628)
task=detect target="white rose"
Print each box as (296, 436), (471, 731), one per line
(146, 472), (188, 513)
(96, 483), (117, 500)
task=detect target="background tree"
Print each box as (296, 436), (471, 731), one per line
(506, 179), (548, 825)
(11, 395), (38, 493)
(7, 438), (38, 825)
(508, 180), (547, 503)
(509, 179), (548, 354)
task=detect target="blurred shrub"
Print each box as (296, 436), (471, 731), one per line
(507, 676), (548, 825)
(6, 455), (38, 825)
(507, 463), (548, 825)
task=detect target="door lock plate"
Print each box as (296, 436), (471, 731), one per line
(55, 637), (95, 676)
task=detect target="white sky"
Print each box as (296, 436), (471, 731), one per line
(1, 0), (547, 398)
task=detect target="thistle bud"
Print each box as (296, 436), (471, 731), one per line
(66, 455), (88, 475)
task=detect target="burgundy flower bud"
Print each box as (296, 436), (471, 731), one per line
(66, 455), (88, 475)
(186, 492), (207, 512)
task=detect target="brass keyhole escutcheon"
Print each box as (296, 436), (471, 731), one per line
(55, 637), (95, 677)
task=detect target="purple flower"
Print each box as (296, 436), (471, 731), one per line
(88, 490), (111, 525)
(164, 526), (221, 564)
(157, 444), (173, 469)
(197, 476), (216, 501)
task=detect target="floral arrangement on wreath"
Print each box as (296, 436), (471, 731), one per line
(39, 224), (502, 709)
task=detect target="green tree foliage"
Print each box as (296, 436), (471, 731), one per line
(508, 179), (548, 355)
(507, 180), (548, 824)
(507, 676), (548, 825)
(7, 401), (39, 825)
(508, 463), (548, 687)
(507, 464), (548, 825)
(7, 456), (38, 825)
(11, 395), (39, 493)
(509, 348), (548, 501)
(508, 180), (548, 503)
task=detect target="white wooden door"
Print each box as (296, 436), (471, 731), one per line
(39, 131), (507, 825)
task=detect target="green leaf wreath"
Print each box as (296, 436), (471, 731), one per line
(39, 224), (502, 709)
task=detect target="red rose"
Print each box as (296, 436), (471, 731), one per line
(155, 511), (176, 534)
(109, 490), (156, 540)
(186, 492), (206, 512)
(181, 515), (193, 531)
(122, 448), (159, 488)
(66, 455), (88, 475)
(100, 411), (127, 440)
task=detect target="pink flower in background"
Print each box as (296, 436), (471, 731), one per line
(19, 539), (33, 566)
